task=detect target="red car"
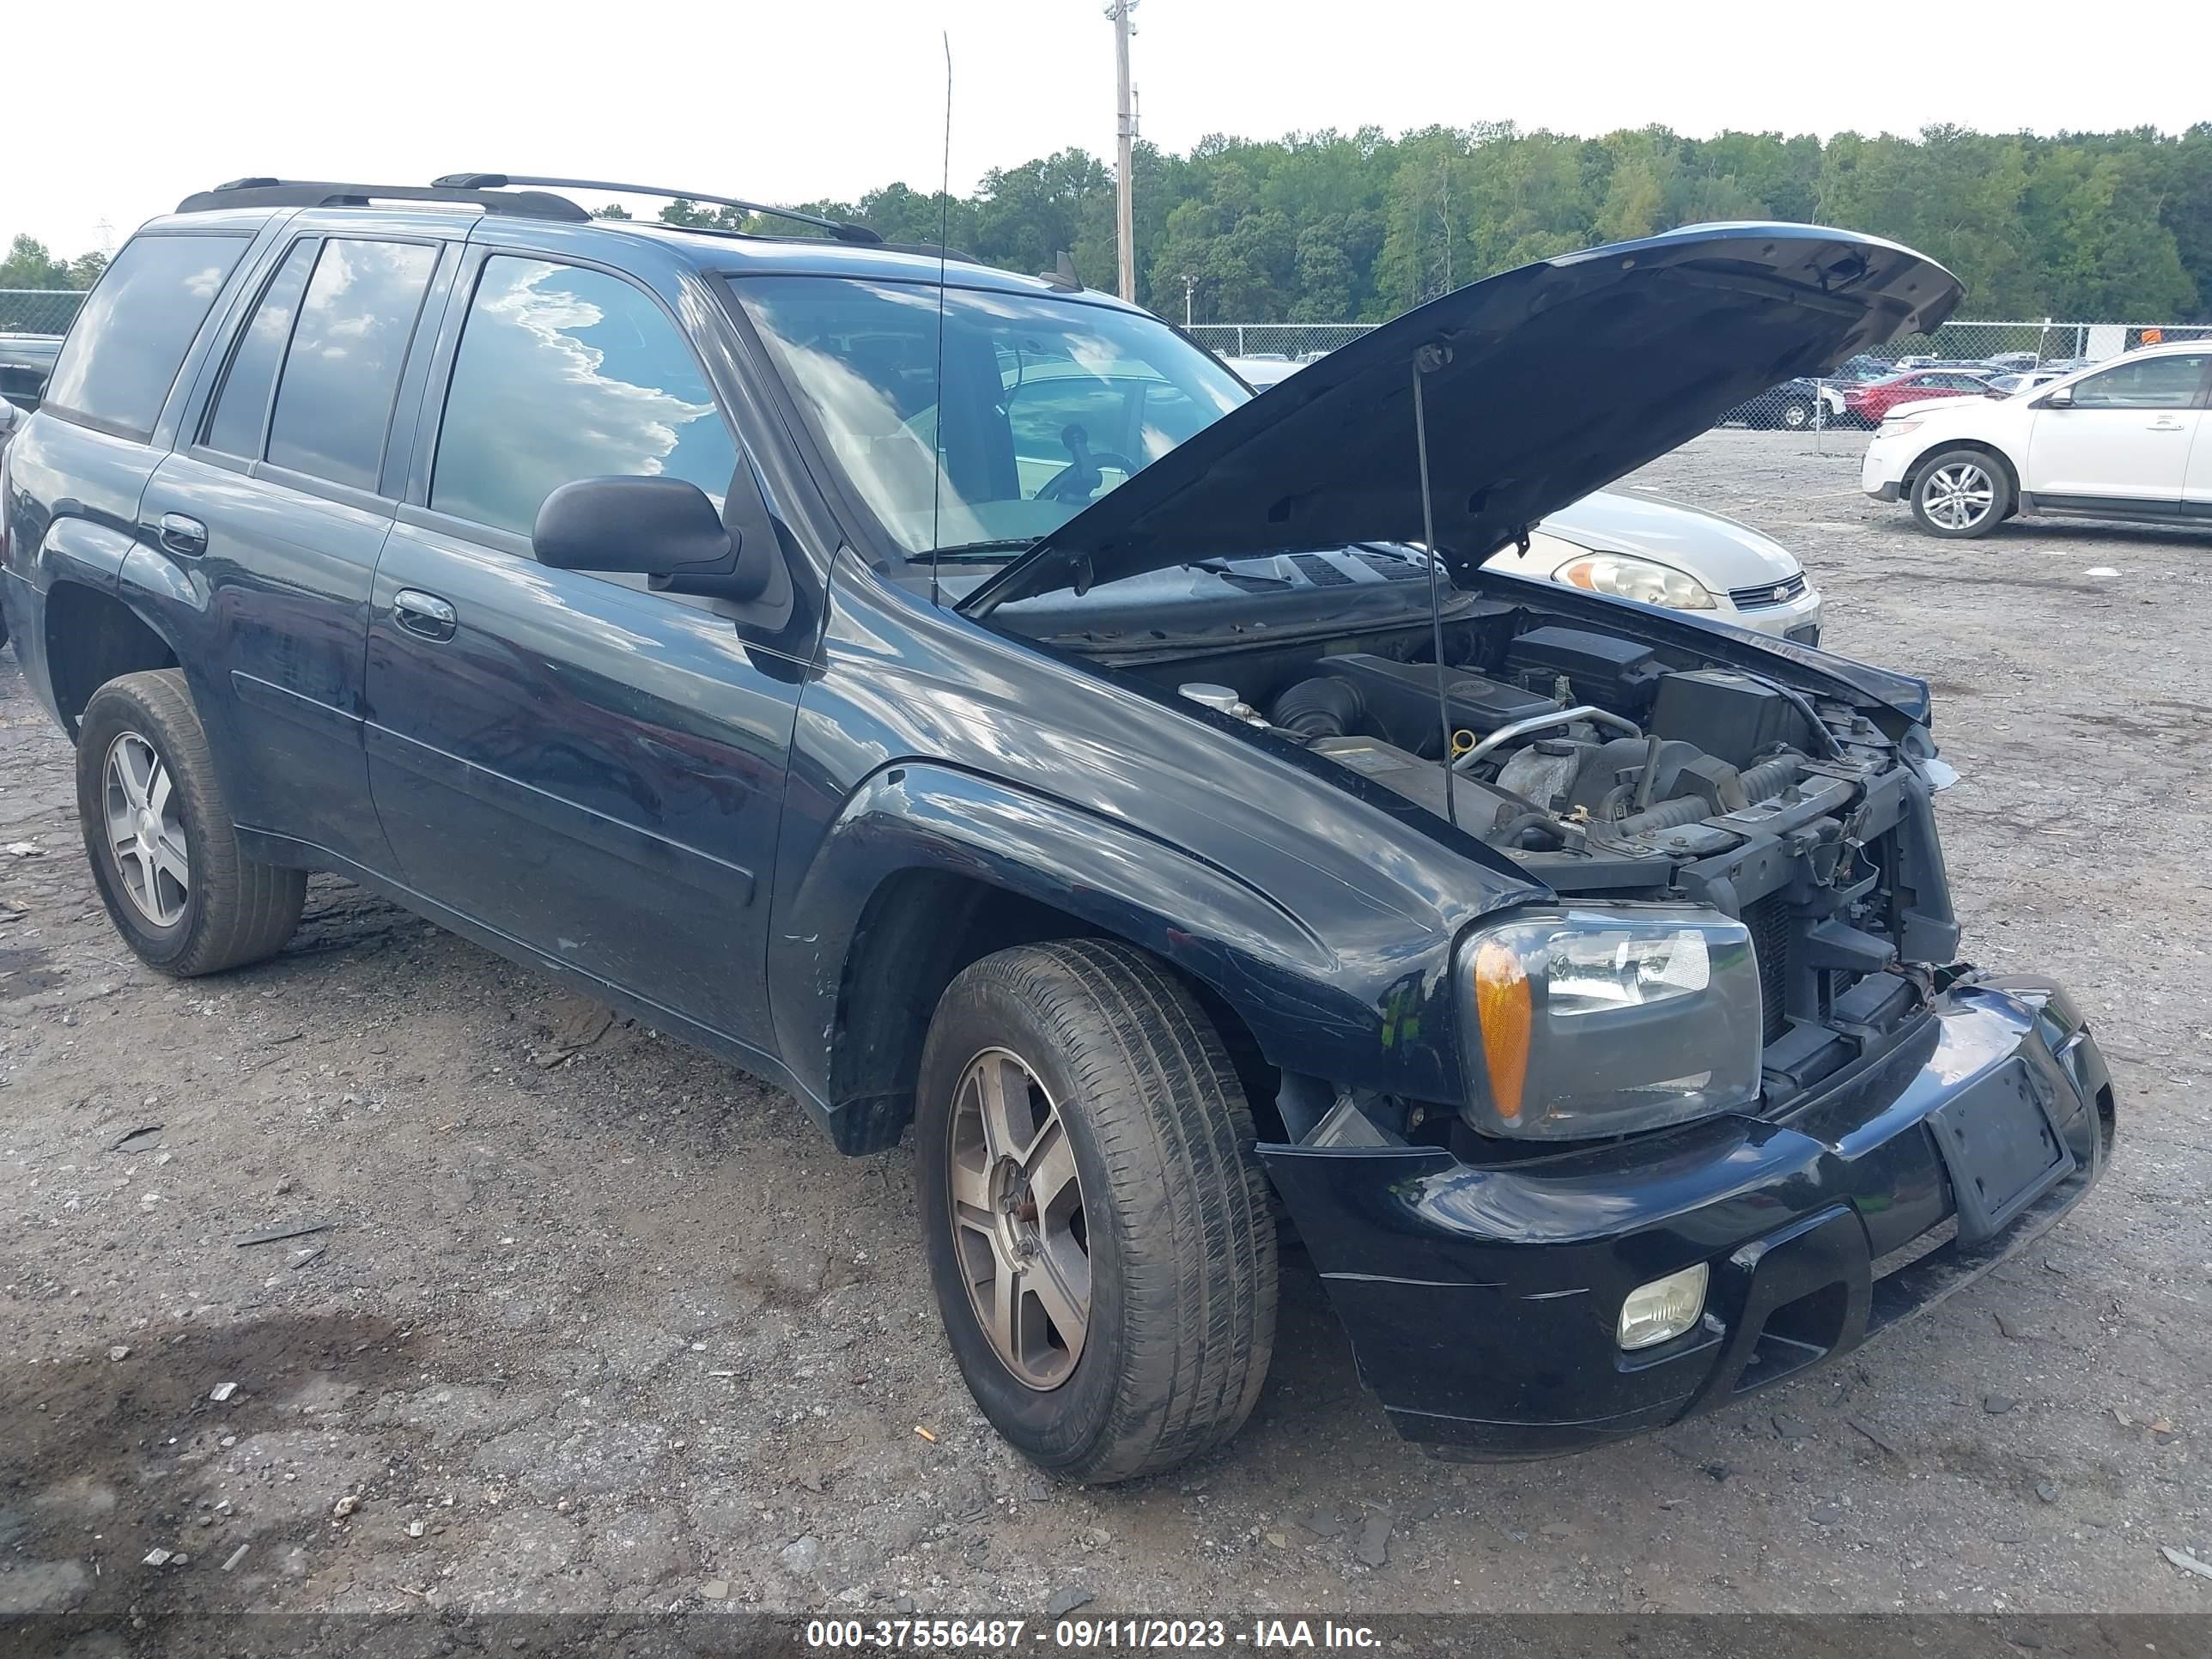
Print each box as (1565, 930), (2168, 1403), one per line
(1843, 368), (1996, 424)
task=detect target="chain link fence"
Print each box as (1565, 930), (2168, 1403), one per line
(0, 291), (88, 410)
(1192, 316), (2212, 436)
(0, 289), (88, 335)
(5, 289), (2209, 434)
(1186, 323), (1376, 360)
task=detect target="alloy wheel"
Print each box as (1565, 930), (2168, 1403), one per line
(946, 1046), (1091, 1389)
(103, 732), (190, 927)
(1923, 462), (1996, 531)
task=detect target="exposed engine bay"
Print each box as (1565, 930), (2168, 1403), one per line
(1135, 608), (1960, 1103)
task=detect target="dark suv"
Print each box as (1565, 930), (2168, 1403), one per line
(0, 183), (2113, 1480)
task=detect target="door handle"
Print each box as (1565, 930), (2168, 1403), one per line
(392, 588), (457, 641)
(2148, 416), (2188, 431)
(157, 513), (208, 557)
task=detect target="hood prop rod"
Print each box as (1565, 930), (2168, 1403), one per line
(1411, 343), (1457, 828)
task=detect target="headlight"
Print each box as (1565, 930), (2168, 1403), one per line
(1458, 905), (1764, 1139)
(1557, 553), (1716, 611)
(1878, 417), (1923, 438)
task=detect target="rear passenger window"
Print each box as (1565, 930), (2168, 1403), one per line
(264, 239), (439, 491)
(430, 257), (736, 538)
(204, 240), (319, 459)
(44, 233), (250, 439)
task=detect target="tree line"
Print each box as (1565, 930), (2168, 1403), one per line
(1, 237), (107, 292)
(652, 122), (2212, 325)
(10, 123), (2210, 325)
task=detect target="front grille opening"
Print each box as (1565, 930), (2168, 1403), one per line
(1732, 1281), (1850, 1395)
(1729, 572), (1810, 609)
(1871, 1216), (1957, 1280)
(1746, 895), (1790, 1043)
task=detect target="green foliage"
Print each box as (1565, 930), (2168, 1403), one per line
(22, 124), (2203, 325)
(741, 124), (2212, 323)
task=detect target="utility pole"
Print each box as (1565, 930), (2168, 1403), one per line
(1108, 0), (1138, 302)
(1182, 273), (1196, 327)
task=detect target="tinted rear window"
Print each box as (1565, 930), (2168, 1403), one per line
(44, 233), (250, 438)
(203, 239), (319, 459)
(265, 239), (440, 491)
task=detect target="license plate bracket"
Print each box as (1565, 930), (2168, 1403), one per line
(1926, 1060), (2075, 1246)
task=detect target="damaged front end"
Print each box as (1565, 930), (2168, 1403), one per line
(1176, 603), (1966, 1129)
(1257, 974), (2112, 1457)
(1194, 607), (2114, 1457)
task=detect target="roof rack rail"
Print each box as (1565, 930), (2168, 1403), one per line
(433, 174), (882, 246)
(176, 178), (590, 222)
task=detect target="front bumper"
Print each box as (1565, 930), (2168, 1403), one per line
(1861, 436), (1912, 499)
(1257, 975), (2112, 1458)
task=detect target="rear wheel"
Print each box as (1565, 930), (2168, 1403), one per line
(1777, 395), (1815, 431)
(916, 940), (1277, 1484)
(75, 671), (305, 975)
(1911, 449), (2011, 538)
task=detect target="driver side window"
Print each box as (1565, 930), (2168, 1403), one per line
(431, 256), (738, 539)
(2067, 354), (2210, 410)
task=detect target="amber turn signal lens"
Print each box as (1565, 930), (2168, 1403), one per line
(1473, 938), (1531, 1123)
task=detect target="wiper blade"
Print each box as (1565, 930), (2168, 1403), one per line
(916, 538), (1042, 562)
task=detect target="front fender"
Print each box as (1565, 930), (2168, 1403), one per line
(768, 763), (1472, 1128)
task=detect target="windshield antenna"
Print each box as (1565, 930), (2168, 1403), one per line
(928, 33), (953, 608)
(1412, 343), (1458, 828)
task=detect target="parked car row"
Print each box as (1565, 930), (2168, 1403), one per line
(1714, 347), (2194, 432)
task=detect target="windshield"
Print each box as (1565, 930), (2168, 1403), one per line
(731, 276), (1247, 558)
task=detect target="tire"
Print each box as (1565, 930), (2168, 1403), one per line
(75, 670), (306, 975)
(1777, 396), (1814, 431)
(1910, 448), (2011, 538)
(916, 939), (1278, 1484)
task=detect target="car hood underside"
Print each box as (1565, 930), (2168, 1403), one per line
(962, 222), (1961, 613)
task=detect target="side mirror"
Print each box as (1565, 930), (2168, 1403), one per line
(2040, 386), (2074, 409)
(533, 474), (774, 601)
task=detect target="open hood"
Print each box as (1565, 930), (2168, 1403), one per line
(961, 223), (1960, 615)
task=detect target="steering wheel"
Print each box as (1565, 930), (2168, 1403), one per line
(1036, 422), (1139, 505)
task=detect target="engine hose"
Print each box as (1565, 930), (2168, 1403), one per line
(1272, 675), (1367, 738)
(1610, 753), (1805, 836)
(1495, 811), (1567, 849)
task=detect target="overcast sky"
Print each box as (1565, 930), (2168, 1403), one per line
(10, 0), (2208, 259)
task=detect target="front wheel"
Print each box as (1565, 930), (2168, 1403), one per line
(1911, 449), (2011, 538)
(916, 940), (1277, 1484)
(1777, 395), (1815, 431)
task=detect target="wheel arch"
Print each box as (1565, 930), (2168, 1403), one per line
(42, 579), (181, 738)
(775, 765), (1362, 1154)
(1904, 438), (2021, 507)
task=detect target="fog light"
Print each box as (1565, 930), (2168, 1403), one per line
(1618, 1262), (1709, 1350)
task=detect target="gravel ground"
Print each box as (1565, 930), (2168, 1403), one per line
(2, 431), (2209, 1631)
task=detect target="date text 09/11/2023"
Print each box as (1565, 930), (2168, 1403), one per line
(802, 1616), (1382, 1650)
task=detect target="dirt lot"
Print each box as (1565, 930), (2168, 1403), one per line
(3, 431), (2209, 1633)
